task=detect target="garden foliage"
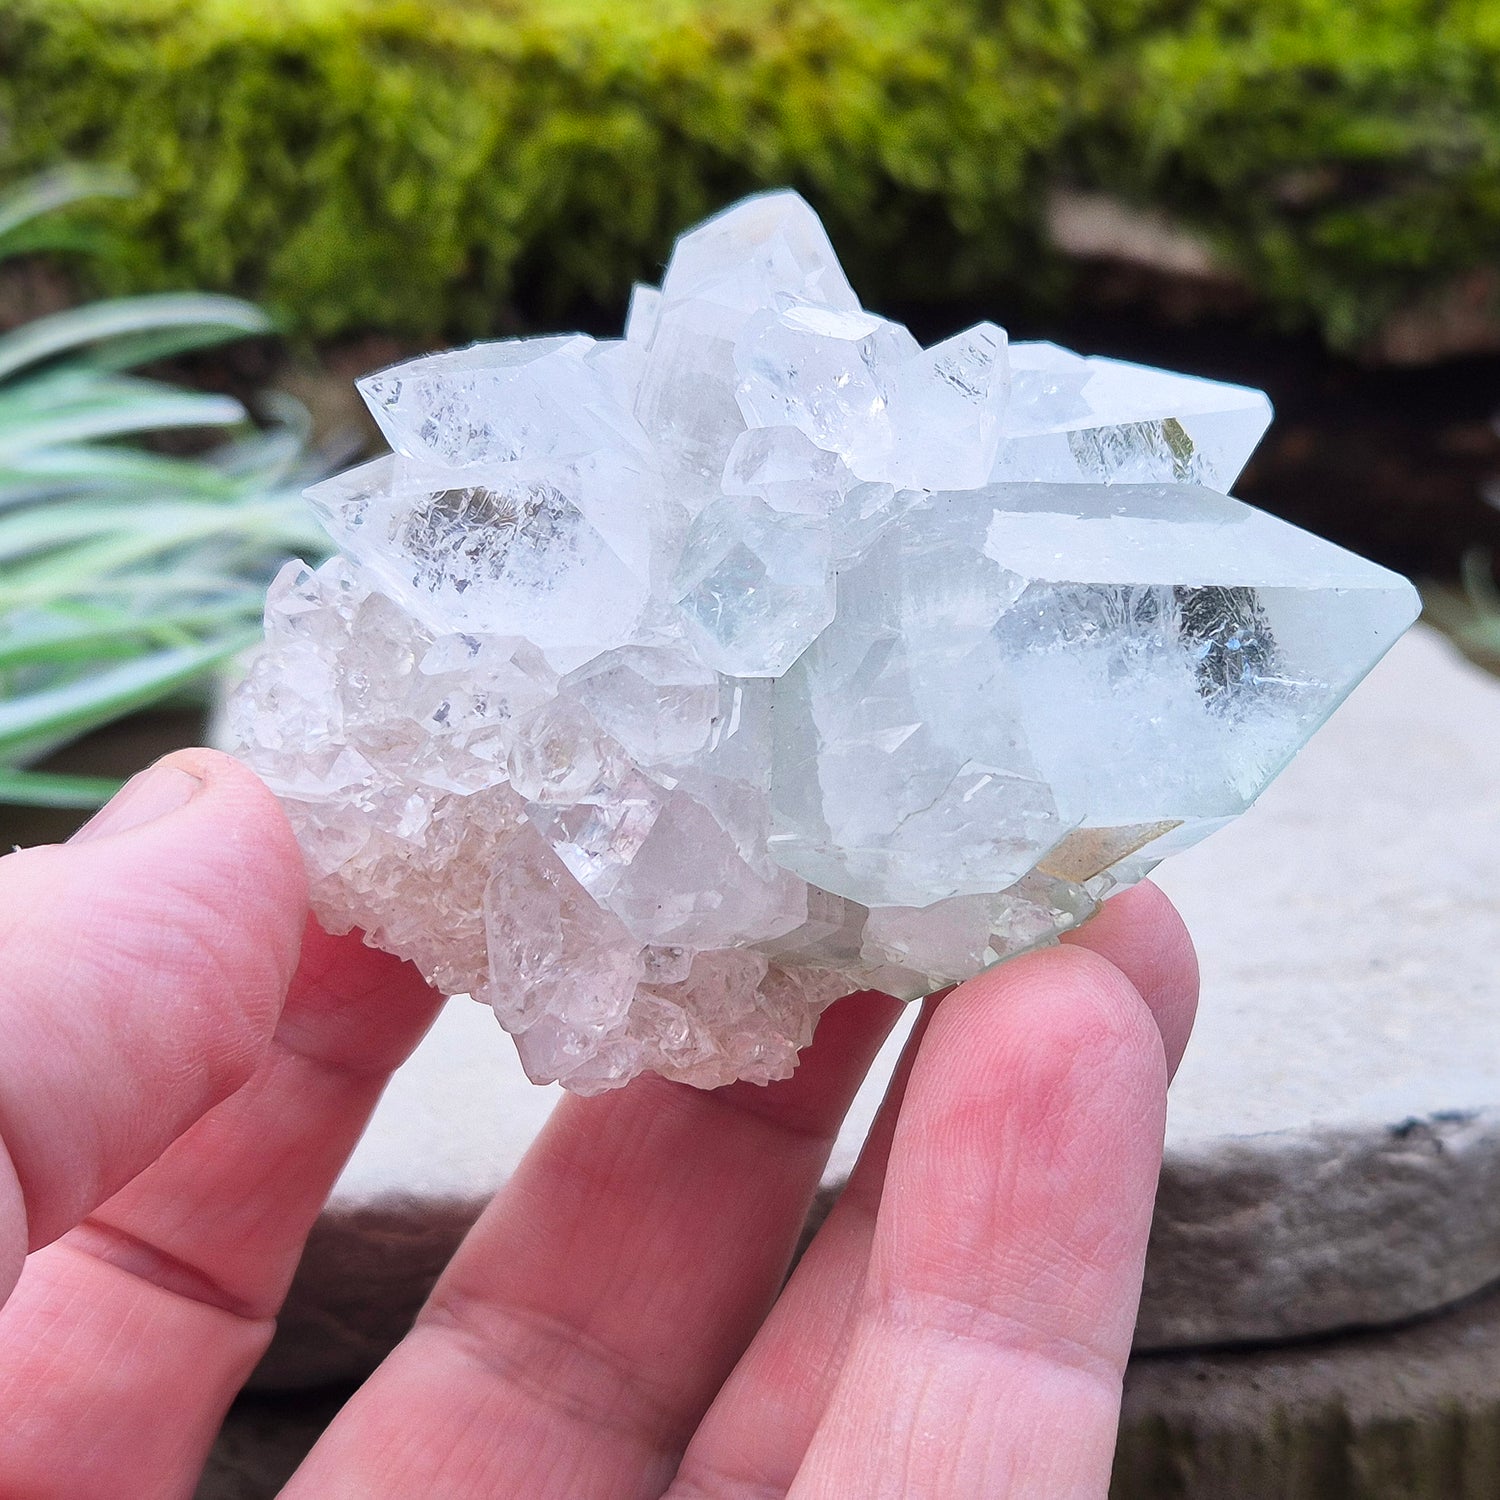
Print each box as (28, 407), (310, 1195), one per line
(2, 0), (1498, 348)
(0, 167), (327, 809)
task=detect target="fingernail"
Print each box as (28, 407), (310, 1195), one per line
(71, 763), (202, 844)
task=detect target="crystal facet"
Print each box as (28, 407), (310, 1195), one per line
(229, 190), (1421, 1095)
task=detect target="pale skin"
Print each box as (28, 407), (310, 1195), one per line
(0, 748), (1198, 1499)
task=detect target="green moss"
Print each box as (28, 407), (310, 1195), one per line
(2, 0), (1498, 346)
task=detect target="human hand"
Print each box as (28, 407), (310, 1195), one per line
(0, 749), (1196, 1499)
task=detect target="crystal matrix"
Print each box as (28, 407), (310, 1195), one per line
(229, 191), (1420, 1095)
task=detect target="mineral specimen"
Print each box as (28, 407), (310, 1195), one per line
(229, 190), (1421, 1095)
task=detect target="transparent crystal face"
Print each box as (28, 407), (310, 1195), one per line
(305, 451), (657, 671)
(769, 482), (1410, 907)
(993, 343), (1273, 489)
(230, 190), (1421, 1095)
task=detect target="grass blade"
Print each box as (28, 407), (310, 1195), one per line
(0, 391), (247, 454)
(0, 168), (327, 783)
(0, 767), (123, 810)
(0, 636), (253, 766)
(0, 602), (255, 669)
(0, 444), (248, 505)
(0, 294), (273, 383)
(0, 165), (133, 257)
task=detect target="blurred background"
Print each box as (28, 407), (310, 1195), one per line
(5, 1), (1500, 1495)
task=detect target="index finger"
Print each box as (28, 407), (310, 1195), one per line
(670, 879), (1196, 1500)
(788, 944), (1168, 1499)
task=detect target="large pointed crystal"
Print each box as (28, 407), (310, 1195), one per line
(770, 482), (1413, 907)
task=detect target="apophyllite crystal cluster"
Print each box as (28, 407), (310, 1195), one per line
(230, 191), (1420, 1094)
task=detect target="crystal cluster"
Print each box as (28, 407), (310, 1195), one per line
(229, 191), (1420, 1095)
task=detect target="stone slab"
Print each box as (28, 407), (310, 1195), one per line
(1138, 1110), (1500, 1350)
(1113, 1277), (1500, 1500)
(209, 1273), (1500, 1498)
(254, 623), (1500, 1387)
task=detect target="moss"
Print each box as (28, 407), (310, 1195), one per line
(2, 0), (1498, 346)
(1087, 0), (1500, 345)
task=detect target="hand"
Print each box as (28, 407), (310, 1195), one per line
(0, 749), (1196, 1499)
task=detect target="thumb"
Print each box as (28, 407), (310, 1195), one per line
(0, 749), (306, 1296)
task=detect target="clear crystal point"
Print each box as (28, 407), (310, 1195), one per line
(230, 191), (1421, 1095)
(994, 342), (1273, 490)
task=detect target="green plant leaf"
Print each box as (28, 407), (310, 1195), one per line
(0, 618), (159, 669)
(0, 444), (249, 507)
(0, 636), (254, 767)
(73, 322), (262, 374)
(0, 497), (252, 562)
(0, 602), (254, 669)
(0, 293), (273, 382)
(22, 572), (268, 614)
(0, 766), (123, 810)
(0, 164), (133, 259)
(0, 169), (328, 782)
(0, 498), (320, 602)
(0, 367), (234, 420)
(0, 390), (247, 454)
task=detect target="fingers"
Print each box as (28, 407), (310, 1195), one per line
(0, 749), (306, 1279)
(1061, 880), (1198, 1074)
(790, 946), (1167, 1498)
(0, 922), (444, 1500)
(668, 1002), (938, 1499)
(281, 989), (904, 1500)
(670, 880), (1196, 1497)
(71, 921), (442, 1316)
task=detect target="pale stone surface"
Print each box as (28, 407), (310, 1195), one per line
(253, 625), (1500, 1388)
(231, 189), (1415, 1096)
(1046, 186), (1234, 284)
(1138, 1111), (1500, 1351)
(1156, 626), (1500, 1141)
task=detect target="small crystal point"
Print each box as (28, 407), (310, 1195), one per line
(995, 343), (1273, 490)
(230, 192), (1420, 1096)
(659, 189), (859, 315)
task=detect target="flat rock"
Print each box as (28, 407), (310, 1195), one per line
(208, 1274), (1500, 1499)
(1113, 1276), (1500, 1500)
(255, 622), (1500, 1387)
